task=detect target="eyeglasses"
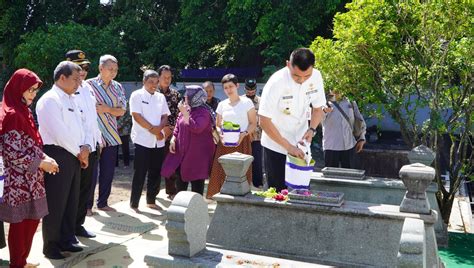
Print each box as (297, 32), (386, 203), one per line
(28, 87), (41, 93)
(80, 64), (90, 72)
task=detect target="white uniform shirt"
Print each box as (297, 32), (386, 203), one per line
(129, 88), (170, 148)
(74, 81), (102, 152)
(216, 97), (254, 131)
(36, 85), (85, 157)
(259, 67), (326, 154)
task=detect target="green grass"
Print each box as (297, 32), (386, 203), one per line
(438, 232), (474, 267)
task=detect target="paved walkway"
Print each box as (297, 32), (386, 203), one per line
(0, 190), (216, 268)
(0, 183), (472, 267)
(0, 190), (327, 268)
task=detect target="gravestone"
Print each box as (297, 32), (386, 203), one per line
(398, 218), (426, 267)
(407, 145), (435, 166)
(399, 163), (435, 214)
(321, 167), (365, 180)
(218, 153), (253, 196)
(166, 191), (208, 257)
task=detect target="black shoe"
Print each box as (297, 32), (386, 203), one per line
(44, 250), (66, 260)
(71, 236), (79, 244)
(60, 245), (83, 253)
(76, 227), (96, 238)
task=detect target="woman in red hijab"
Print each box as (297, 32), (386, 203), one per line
(0, 69), (59, 268)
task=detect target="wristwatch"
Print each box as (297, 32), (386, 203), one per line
(308, 127), (317, 137)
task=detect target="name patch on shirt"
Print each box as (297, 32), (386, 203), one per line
(142, 101), (149, 104)
(306, 89), (318, 95)
(282, 95), (293, 100)
(74, 92), (80, 95)
(68, 108), (75, 112)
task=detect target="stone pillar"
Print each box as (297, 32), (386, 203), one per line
(166, 191), (208, 257)
(407, 145), (435, 166)
(218, 152), (254, 196)
(399, 163), (436, 214)
(397, 218), (426, 268)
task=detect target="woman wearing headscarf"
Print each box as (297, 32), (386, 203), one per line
(0, 69), (59, 268)
(161, 85), (216, 195)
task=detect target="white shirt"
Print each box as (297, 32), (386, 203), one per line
(36, 85), (85, 157)
(216, 97), (254, 131)
(129, 88), (170, 148)
(259, 67), (326, 154)
(74, 81), (102, 152)
(322, 99), (363, 151)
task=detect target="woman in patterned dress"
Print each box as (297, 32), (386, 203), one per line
(0, 69), (59, 268)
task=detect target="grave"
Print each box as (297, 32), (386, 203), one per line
(206, 154), (441, 266)
(146, 153), (443, 267)
(310, 145), (448, 246)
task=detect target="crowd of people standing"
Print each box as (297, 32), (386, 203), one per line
(0, 47), (366, 266)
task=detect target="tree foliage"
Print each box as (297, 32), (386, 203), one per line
(311, 1), (473, 223)
(14, 22), (126, 85)
(0, 0), (112, 66)
(1, 0), (345, 88)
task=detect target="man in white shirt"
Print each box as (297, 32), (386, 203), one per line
(259, 48), (326, 191)
(129, 70), (170, 211)
(65, 50), (102, 241)
(36, 61), (89, 259)
(322, 90), (366, 168)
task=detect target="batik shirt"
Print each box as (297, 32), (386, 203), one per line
(0, 130), (48, 223)
(87, 76), (127, 146)
(206, 97), (220, 112)
(159, 86), (181, 127)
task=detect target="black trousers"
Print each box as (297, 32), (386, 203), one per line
(324, 147), (356, 169)
(251, 141), (264, 187)
(263, 147), (287, 192)
(42, 145), (81, 254)
(0, 222), (5, 249)
(76, 151), (97, 231)
(130, 144), (164, 208)
(117, 135), (130, 166)
(175, 177), (205, 196)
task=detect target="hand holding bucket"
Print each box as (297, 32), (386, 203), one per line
(297, 141), (312, 166)
(285, 143), (315, 190)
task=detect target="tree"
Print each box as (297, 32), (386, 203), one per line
(164, 0), (344, 70)
(14, 22), (127, 85)
(3, 0), (346, 88)
(311, 1), (473, 223)
(107, 0), (181, 69)
(165, 0), (228, 68)
(0, 0), (112, 67)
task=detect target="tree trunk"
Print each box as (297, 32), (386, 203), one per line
(439, 193), (455, 224)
